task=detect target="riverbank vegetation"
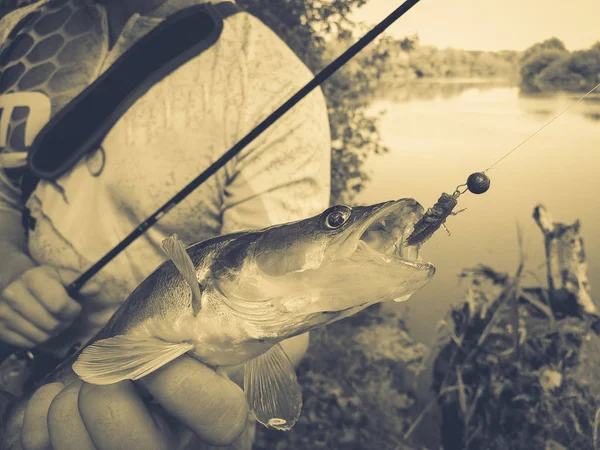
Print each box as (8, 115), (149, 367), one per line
(519, 38), (600, 93)
(432, 206), (600, 450)
(356, 35), (520, 84)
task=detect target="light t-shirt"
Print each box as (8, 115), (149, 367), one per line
(0, 0), (331, 353)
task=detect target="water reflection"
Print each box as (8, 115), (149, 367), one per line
(374, 79), (513, 103)
(528, 109), (554, 118)
(516, 91), (600, 122)
(373, 80), (600, 122)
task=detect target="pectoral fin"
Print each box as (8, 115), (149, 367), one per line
(72, 335), (194, 385)
(243, 343), (302, 431)
(162, 234), (203, 315)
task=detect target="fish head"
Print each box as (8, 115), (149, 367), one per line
(207, 198), (435, 340)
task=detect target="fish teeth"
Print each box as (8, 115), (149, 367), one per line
(405, 245), (418, 261)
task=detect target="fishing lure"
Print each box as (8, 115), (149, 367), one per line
(405, 172), (490, 246)
(405, 80), (600, 248)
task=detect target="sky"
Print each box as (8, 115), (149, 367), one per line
(349, 0), (600, 52)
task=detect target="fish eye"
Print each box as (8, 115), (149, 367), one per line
(322, 205), (352, 230)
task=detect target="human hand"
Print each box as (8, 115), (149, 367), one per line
(17, 355), (251, 450)
(0, 265), (100, 348)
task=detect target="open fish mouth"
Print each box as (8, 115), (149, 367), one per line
(348, 200), (435, 273)
(295, 199), (436, 322)
(210, 199), (437, 336)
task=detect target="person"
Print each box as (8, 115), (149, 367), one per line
(0, 0), (331, 448)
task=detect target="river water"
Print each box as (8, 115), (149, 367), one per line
(356, 81), (600, 448)
(358, 81), (600, 346)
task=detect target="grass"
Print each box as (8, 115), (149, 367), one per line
(431, 260), (600, 450)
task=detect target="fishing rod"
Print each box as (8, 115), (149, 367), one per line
(66, 0), (424, 295)
(0, 0), (424, 366)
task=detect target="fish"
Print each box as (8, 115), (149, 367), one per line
(0, 198), (435, 447)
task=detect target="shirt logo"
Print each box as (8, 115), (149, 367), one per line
(0, 91), (51, 150)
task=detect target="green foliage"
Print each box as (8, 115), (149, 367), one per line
(368, 43), (520, 82)
(399, 34), (418, 53)
(520, 48), (569, 93)
(519, 38), (600, 93)
(534, 57), (586, 92)
(568, 45), (600, 81)
(432, 264), (600, 450)
(521, 37), (568, 63)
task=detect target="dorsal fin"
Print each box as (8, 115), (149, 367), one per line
(162, 234), (203, 315)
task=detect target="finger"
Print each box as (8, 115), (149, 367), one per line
(232, 412), (257, 450)
(21, 268), (82, 321)
(21, 382), (65, 450)
(78, 381), (172, 450)
(0, 304), (51, 345)
(0, 321), (37, 348)
(219, 364), (245, 388)
(48, 381), (96, 450)
(1, 281), (62, 333)
(53, 268), (102, 297)
(139, 355), (249, 446)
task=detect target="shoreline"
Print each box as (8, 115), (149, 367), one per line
(408, 76), (514, 84)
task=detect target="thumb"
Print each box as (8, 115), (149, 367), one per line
(53, 267), (103, 297)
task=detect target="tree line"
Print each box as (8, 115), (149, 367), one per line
(519, 37), (600, 93)
(357, 33), (600, 96)
(360, 35), (521, 83)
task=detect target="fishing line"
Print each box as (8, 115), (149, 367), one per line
(407, 81), (600, 244)
(484, 81), (600, 173)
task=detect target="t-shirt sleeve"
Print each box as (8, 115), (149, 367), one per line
(219, 18), (331, 234)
